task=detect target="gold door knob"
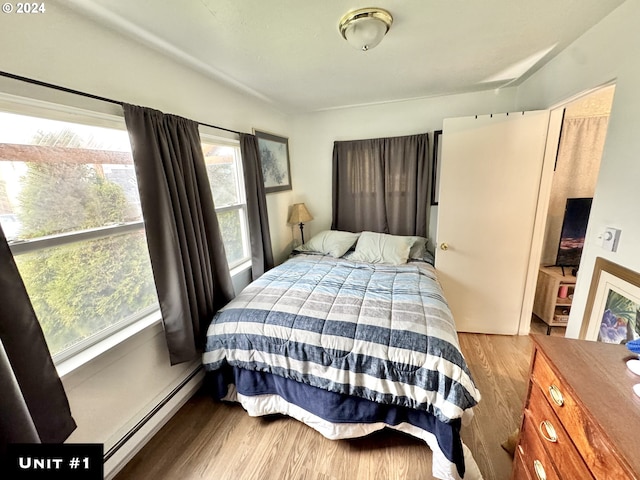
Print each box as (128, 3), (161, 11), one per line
(440, 243), (449, 251)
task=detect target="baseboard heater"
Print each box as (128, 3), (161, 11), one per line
(104, 365), (203, 463)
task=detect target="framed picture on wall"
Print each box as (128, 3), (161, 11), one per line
(581, 257), (640, 343)
(254, 129), (292, 193)
(431, 130), (442, 205)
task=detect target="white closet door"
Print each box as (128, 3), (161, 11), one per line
(436, 111), (551, 334)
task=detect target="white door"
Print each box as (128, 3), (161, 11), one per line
(436, 112), (552, 334)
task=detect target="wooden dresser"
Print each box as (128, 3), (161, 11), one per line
(511, 335), (640, 480)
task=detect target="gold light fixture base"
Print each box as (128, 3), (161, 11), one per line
(339, 8), (393, 52)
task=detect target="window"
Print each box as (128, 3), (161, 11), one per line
(0, 105), (159, 362)
(0, 99), (251, 364)
(200, 136), (250, 268)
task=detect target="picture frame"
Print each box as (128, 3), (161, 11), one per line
(254, 129), (292, 193)
(431, 130), (443, 206)
(581, 257), (640, 343)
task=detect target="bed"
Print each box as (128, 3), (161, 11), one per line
(203, 231), (483, 480)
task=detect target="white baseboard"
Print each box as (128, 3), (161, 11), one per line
(103, 367), (205, 479)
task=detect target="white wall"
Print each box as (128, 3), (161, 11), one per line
(60, 322), (196, 446)
(515, 0), (640, 338)
(0, 1), (295, 465)
(290, 88), (518, 249)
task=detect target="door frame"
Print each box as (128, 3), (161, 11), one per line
(517, 108), (564, 334)
(517, 81), (616, 335)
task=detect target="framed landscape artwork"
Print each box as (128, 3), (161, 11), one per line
(581, 257), (640, 344)
(254, 130), (292, 193)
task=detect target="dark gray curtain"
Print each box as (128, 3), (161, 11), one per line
(0, 224), (76, 456)
(239, 134), (274, 280)
(123, 104), (234, 365)
(331, 133), (429, 236)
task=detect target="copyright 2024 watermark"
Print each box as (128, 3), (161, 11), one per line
(2, 2), (46, 14)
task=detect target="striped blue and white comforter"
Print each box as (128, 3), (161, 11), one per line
(203, 253), (480, 424)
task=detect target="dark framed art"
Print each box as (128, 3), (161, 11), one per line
(431, 130), (442, 206)
(254, 129), (292, 193)
(581, 257), (640, 344)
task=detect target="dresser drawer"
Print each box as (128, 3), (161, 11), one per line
(530, 349), (630, 480)
(518, 414), (560, 480)
(525, 383), (593, 479)
(512, 448), (533, 480)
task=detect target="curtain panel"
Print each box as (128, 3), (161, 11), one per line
(332, 133), (430, 236)
(0, 224), (76, 457)
(541, 115), (609, 265)
(239, 134), (274, 280)
(124, 104), (234, 365)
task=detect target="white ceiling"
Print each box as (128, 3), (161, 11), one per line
(63, 0), (625, 113)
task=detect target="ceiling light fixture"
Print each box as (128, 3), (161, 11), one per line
(339, 8), (393, 52)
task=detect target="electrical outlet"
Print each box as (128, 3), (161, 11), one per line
(602, 227), (621, 252)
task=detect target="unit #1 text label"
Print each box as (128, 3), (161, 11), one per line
(6, 444), (103, 479)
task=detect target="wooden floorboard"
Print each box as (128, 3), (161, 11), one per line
(114, 323), (565, 480)
(457, 333), (531, 480)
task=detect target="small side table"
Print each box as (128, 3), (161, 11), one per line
(532, 266), (576, 335)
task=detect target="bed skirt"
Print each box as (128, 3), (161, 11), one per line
(207, 366), (482, 480)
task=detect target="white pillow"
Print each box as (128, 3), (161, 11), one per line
(295, 230), (360, 258)
(405, 236), (428, 259)
(350, 231), (414, 265)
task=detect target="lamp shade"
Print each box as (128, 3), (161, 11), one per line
(339, 8), (393, 52)
(288, 203), (313, 224)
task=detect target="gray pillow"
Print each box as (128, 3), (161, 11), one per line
(350, 231), (414, 265)
(295, 230), (360, 258)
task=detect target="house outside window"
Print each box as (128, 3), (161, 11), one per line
(0, 100), (250, 364)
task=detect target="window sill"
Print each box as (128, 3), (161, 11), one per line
(230, 259), (252, 277)
(56, 311), (162, 378)
(56, 261), (252, 378)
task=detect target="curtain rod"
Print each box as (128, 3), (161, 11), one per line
(0, 70), (246, 136)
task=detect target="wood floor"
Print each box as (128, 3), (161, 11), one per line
(115, 320), (565, 480)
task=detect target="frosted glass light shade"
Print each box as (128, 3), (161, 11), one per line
(339, 8), (393, 52)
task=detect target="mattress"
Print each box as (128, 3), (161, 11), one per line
(203, 253), (482, 479)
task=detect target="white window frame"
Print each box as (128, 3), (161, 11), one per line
(0, 93), (160, 365)
(199, 133), (252, 269)
(8, 222), (158, 364)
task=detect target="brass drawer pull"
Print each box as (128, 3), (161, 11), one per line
(539, 420), (558, 443)
(533, 459), (547, 480)
(548, 384), (564, 406)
